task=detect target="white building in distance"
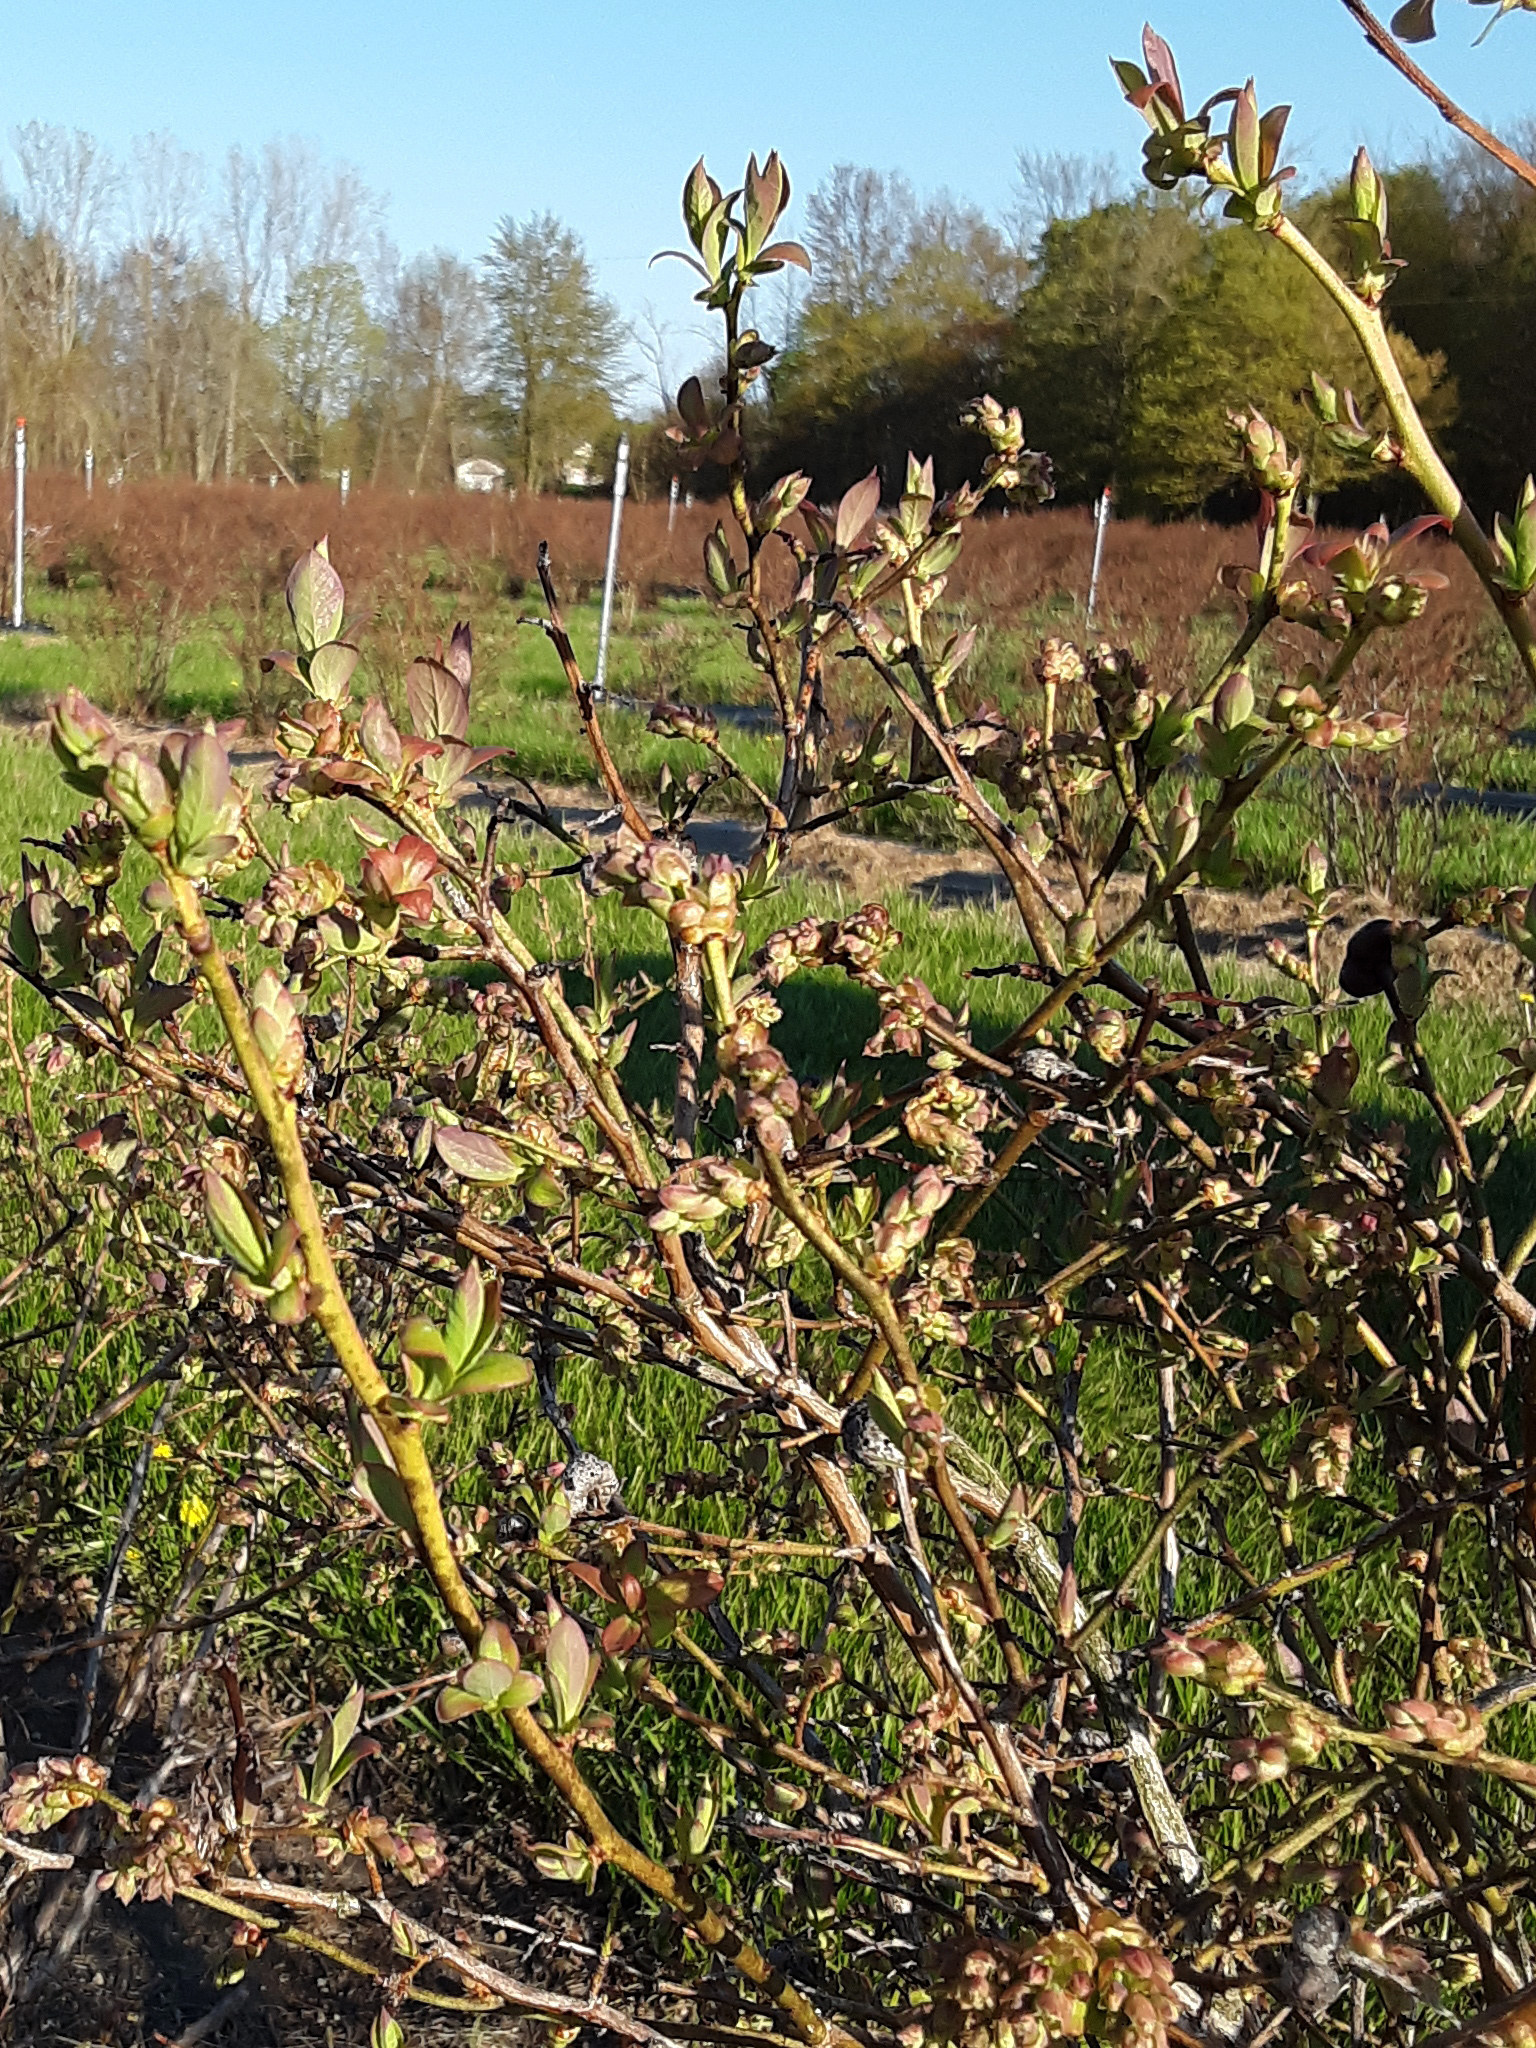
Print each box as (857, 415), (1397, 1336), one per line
(455, 457), (507, 494)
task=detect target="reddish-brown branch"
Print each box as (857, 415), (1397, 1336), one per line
(1339, 0), (1536, 193)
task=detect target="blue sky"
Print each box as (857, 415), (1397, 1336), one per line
(6, 1), (1533, 382)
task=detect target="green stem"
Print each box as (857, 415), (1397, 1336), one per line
(166, 868), (836, 2047)
(164, 870), (482, 1647)
(757, 1149), (920, 1387)
(1270, 214), (1536, 689)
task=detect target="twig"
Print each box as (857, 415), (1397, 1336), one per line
(1339, 0), (1536, 192)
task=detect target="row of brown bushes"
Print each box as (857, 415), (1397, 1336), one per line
(18, 477), (1523, 774)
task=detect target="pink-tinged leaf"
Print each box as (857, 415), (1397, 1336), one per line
(444, 1259), (488, 1370)
(836, 469), (882, 552)
(315, 760), (386, 793)
(1258, 103), (1291, 182)
(602, 1614), (644, 1657)
(1391, 0), (1437, 41)
(1231, 82), (1261, 191)
(1141, 24), (1183, 111)
(353, 1457), (421, 1538)
(459, 1656), (516, 1702)
(1388, 514), (1451, 550)
(405, 657), (469, 743)
(654, 1570), (724, 1611)
(446, 621), (473, 690)
(479, 1619), (520, 1666)
(649, 249), (710, 282)
(563, 1561), (610, 1598)
(384, 1392), (452, 1423)
(544, 1610), (594, 1729)
(401, 1315), (449, 1365)
(397, 735), (443, 773)
(682, 157), (721, 244)
(436, 1684), (488, 1724)
(799, 504), (834, 552)
(500, 1671), (544, 1712)
(286, 545), (346, 654)
(433, 1126), (520, 1184)
(756, 240), (812, 273)
(359, 698), (403, 780)
(676, 376), (710, 436)
(261, 649), (303, 680)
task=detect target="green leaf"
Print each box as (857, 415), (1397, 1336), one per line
(451, 1351), (533, 1397)
(171, 731), (232, 869)
(478, 1619), (519, 1667)
(286, 542), (346, 656)
(443, 1260), (490, 1372)
(203, 1172), (269, 1278)
(307, 641), (360, 704)
(436, 1684), (489, 1724)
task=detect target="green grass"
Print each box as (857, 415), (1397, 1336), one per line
(9, 570), (1536, 908)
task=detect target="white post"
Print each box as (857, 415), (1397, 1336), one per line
(667, 473), (680, 532)
(339, 467), (351, 506)
(84, 446), (94, 496)
(269, 472), (277, 490)
(594, 434), (630, 697)
(12, 419), (25, 631)
(1086, 483), (1113, 630)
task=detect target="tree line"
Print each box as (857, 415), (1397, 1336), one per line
(757, 140), (1535, 526)
(0, 127), (622, 492)
(4, 124), (1532, 522)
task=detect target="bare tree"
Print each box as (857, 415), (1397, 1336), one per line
(11, 122), (116, 361)
(1008, 148), (1127, 253)
(803, 165), (916, 313)
(390, 250), (484, 487)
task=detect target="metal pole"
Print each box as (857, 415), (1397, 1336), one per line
(594, 434), (630, 697)
(1085, 483), (1113, 630)
(12, 419), (25, 631)
(667, 473), (679, 532)
(339, 467), (351, 506)
(84, 445), (94, 496)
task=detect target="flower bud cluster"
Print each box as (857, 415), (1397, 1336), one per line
(756, 916), (830, 987)
(867, 976), (953, 1059)
(595, 834), (741, 948)
(244, 860), (347, 950)
(1035, 638), (1086, 691)
(51, 694), (245, 879)
(1298, 1406), (1355, 1497)
(1230, 1705), (1330, 1787)
(718, 1014), (801, 1157)
(905, 1074), (993, 1182)
(1383, 1696), (1487, 1757)
(900, 1236), (977, 1346)
(926, 1910), (1177, 2048)
(866, 1165), (950, 1281)
(1152, 1632), (1267, 1695)
(652, 1155), (768, 1232)
(1, 1754), (109, 1834)
(959, 396), (1055, 508)
(647, 699), (720, 747)
(1229, 408), (1303, 494)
